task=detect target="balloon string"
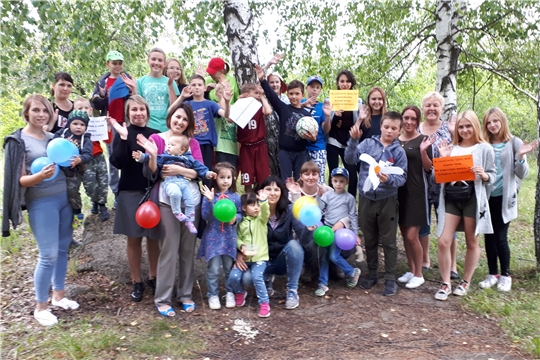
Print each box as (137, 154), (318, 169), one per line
(218, 193), (229, 232)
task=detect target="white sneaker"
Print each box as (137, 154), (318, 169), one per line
(397, 272), (414, 283)
(405, 276), (425, 289)
(52, 297), (80, 310)
(478, 274), (499, 289)
(497, 276), (512, 292)
(453, 280), (470, 296)
(434, 283), (451, 301)
(225, 292), (235, 308)
(34, 309), (58, 326)
(208, 295), (221, 310)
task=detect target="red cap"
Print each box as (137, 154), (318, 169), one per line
(206, 57), (226, 75)
(267, 72), (287, 94)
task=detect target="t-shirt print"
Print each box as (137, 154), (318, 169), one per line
(142, 82), (168, 113)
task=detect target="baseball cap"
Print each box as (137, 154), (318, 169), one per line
(331, 167), (349, 179)
(267, 72), (287, 94)
(206, 57), (226, 75)
(106, 51), (124, 62)
(306, 75), (323, 86)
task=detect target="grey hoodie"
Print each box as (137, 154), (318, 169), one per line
(2, 129), (25, 237)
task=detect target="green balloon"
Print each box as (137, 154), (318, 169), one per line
(213, 199), (236, 222)
(313, 226), (335, 247)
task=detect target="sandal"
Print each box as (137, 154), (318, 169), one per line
(157, 306), (176, 317)
(182, 302), (196, 313)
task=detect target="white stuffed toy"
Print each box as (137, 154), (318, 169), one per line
(360, 153), (404, 193)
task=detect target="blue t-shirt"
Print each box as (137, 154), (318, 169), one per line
(301, 100), (326, 151)
(185, 100), (221, 147)
(136, 75), (180, 132)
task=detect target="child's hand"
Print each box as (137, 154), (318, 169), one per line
(235, 252), (248, 271)
(323, 100), (332, 117)
(132, 150), (143, 161)
(268, 53), (284, 66)
(167, 75), (173, 87)
(195, 64), (206, 77)
(222, 83), (233, 102)
(257, 188), (269, 201)
(335, 110), (343, 117)
(180, 85), (193, 100)
(300, 131), (317, 142)
(519, 139), (538, 157)
(349, 125), (363, 140)
(356, 235), (362, 246)
(359, 104), (368, 121)
(98, 84), (106, 98)
(206, 171), (217, 179)
(121, 74), (136, 93)
(70, 156), (82, 168)
(302, 96), (318, 109)
(201, 185), (215, 201)
(285, 177), (300, 193)
(254, 64), (265, 82)
(377, 172), (389, 183)
(306, 225), (317, 231)
(228, 216), (237, 225)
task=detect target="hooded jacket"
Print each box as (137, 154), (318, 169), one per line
(2, 129), (25, 237)
(237, 200), (270, 262)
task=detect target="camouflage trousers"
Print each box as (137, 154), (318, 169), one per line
(66, 171), (84, 211)
(82, 154), (109, 205)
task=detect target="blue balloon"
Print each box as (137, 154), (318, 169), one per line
(69, 141), (80, 156)
(57, 142), (80, 167)
(335, 228), (356, 251)
(57, 159), (72, 167)
(30, 157), (59, 182)
(47, 138), (74, 163)
(299, 204), (322, 227)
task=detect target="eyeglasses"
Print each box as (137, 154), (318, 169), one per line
(167, 67), (181, 71)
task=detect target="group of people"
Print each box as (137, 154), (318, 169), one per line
(2, 48), (537, 326)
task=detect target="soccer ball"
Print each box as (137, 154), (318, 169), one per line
(296, 116), (319, 138)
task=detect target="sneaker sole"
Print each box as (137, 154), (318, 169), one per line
(285, 304), (298, 309)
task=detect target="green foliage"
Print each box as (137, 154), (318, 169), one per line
(0, 93), (24, 140)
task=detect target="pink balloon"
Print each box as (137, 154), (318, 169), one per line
(335, 228), (356, 251)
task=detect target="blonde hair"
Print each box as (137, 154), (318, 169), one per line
(73, 97), (91, 107)
(22, 94), (55, 123)
(421, 91), (445, 109)
(148, 47), (166, 60)
(164, 58), (187, 86)
(364, 86), (387, 129)
(453, 110), (485, 145)
(297, 161), (320, 187)
(482, 107), (512, 143)
(124, 95), (150, 125)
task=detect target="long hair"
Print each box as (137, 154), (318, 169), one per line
(163, 58), (187, 86)
(166, 103), (195, 138)
(210, 162), (238, 193)
(124, 95), (150, 125)
(454, 110), (485, 145)
(22, 94), (55, 123)
(335, 70), (356, 89)
(296, 161), (320, 187)
(364, 86), (387, 129)
(401, 105), (422, 127)
(258, 175), (290, 221)
(482, 107), (512, 143)
(50, 72), (74, 97)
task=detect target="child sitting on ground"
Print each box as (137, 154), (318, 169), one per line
(135, 134), (215, 233)
(227, 190), (271, 317)
(315, 168), (361, 296)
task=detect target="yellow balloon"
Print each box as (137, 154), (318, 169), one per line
(292, 196), (318, 220)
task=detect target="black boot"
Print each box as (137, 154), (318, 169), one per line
(98, 204), (110, 221)
(131, 281), (144, 302)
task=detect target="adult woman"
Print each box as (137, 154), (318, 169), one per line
(397, 106), (434, 289)
(49, 72), (74, 133)
(479, 108), (537, 292)
(327, 70), (362, 197)
(109, 95), (161, 303)
(138, 103), (202, 316)
(164, 58), (188, 94)
(236, 176), (313, 310)
(417, 91), (459, 278)
(3, 94), (78, 326)
(434, 110), (496, 300)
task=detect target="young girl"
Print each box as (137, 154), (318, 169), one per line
(359, 86), (387, 142)
(198, 162), (242, 310)
(164, 58), (188, 94)
(479, 108), (537, 292)
(326, 70), (363, 197)
(227, 190), (271, 317)
(435, 110), (496, 301)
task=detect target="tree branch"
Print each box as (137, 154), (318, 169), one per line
(389, 21), (436, 62)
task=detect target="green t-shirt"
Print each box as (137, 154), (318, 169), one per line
(207, 74), (240, 104)
(136, 75), (180, 132)
(207, 74), (239, 155)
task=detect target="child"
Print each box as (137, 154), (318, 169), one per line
(359, 87), (387, 142)
(227, 190), (271, 317)
(72, 98), (111, 223)
(255, 64), (315, 182)
(198, 162), (242, 310)
(344, 111), (408, 296)
(175, 75), (232, 180)
(213, 82), (239, 167)
(135, 47), (180, 132)
(315, 168), (361, 296)
(478, 108), (537, 292)
(302, 76), (331, 183)
(237, 83), (273, 192)
(53, 108), (93, 227)
(136, 134), (216, 233)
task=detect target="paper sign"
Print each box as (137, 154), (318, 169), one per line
(329, 90), (359, 111)
(433, 155), (475, 183)
(87, 116), (108, 141)
(229, 97), (262, 129)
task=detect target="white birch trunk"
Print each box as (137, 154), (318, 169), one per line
(435, 0), (466, 121)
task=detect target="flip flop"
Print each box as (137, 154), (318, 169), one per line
(182, 302), (196, 313)
(157, 306), (176, 317)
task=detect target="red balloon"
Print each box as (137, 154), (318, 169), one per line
(135, 201), (161, 229)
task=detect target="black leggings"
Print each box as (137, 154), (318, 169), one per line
(484, 196), (511, 276)
(327, 143), (358, 198)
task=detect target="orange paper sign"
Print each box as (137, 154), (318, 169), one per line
(433, 155), (475, 183)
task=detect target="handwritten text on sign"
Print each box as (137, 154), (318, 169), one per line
(87, 117), (108, 141)
(433, 154), (475, 183)
(329, 90), (359, 111)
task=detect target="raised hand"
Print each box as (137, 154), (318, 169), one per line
(302, 96), (318, 109)
(255, 64), (265, 82)
(359, 104), (369, 121)
(201, 185), (215, 201)
(519, 139), (538, 157)
(121, 74), (136, 93)
(322, 100), (332, 117)
(98, 84), (106, 98)
(285, 177), (301, 193)
(437, 138), (452, 158)
(349, 125), (363, 140)
(268, 53), (284, 66)
(107, 114), (128, 140)
(136, 134), (157, 157)
(257, 188), (269, 201)
(180, 85), (193, 100)
(420, 135), (436, 153)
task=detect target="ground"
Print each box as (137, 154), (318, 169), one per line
(0, 223), (528, 359)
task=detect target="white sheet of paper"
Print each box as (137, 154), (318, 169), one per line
(229, 97), (262, 129)
(87, 116), (108, 141)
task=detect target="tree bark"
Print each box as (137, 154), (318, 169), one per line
(435, 0), (466, 121)
(535, 66), (540, 271)
(223, 0), (280, 177)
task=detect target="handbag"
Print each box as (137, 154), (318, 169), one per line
(445, 182), (474, 203)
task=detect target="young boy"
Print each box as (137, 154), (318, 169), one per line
(90, 50), (133, 205)
(302, 75), (331, 183)
(213, 82), (239, 167)
(315, 168), (361, 296)
(344, 111), (408, 296)
(136, 47), (180, 132)
(135, 134), (215, 233)
(53, 108), (93, 228)
(236, 83), (273, 193)
(74, 98), (111, 222)
(255, 64), (315, 183)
